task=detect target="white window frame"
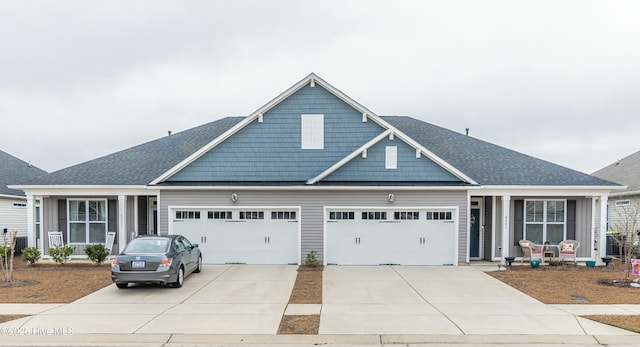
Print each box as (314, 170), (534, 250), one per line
(385, 146), (397, 169)
(301, 114), (324, 149)
(67, 198), (108, 245)
(523, 199), (566, 245)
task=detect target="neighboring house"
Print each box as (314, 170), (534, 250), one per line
(12, 73), (622, 264)
(592, 151), (640, 235)
(0, 150), (47, 251)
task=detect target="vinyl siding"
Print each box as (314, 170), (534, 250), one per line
(167, 84), (386, 182)
(0, 197), (28, 240)
(159, 189), (468, 263)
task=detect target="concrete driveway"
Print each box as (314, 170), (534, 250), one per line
(0, 264), (636, 337)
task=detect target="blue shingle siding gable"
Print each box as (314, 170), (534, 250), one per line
(168, 85), (386, 182)
(323, 137), (462, 182)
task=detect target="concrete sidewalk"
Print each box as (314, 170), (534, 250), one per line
(1, 265), (640, 346)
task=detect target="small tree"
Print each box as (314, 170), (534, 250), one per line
(303, 250), (319, 267)
(0, 231), (17, 282)
(608, 203), (640, 280)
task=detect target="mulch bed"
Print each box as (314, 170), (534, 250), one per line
(277, 265), (323, 334)
(288, 266), (323, 304)
(0, 257), (112, 303)
(488, 263), (640, 304)
(489, 262), (640, 333)
(277, 315), (320, 335)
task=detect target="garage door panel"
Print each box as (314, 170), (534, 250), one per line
(326, 208), (456, 266)
(171, 208), (299, 265)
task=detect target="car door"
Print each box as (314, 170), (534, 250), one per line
(178, 236), (197, 273)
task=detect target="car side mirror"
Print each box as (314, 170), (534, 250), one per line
(192, 244), (199, 249)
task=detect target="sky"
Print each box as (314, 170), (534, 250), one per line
(1, 0), (639, 175)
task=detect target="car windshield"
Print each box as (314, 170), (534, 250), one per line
(124, 238), (170, 254)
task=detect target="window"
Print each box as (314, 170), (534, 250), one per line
(329, 211), (354, 220)
(175, 211), (201, 219)
(385, 146), (397, 169)
(271, 211), (297, 220)
(208, 211), (232, 219)
(301, 114), (324, 149)
(394, 211), (420, 220)
(524, 200), (565, 245)
(362, 211), (387, 220)
(239, 211), (264, 219)
(68, 199), (107, 244)
(426, 211), (452, 220)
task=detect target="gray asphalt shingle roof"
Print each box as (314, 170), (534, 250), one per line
(25, 115), (616, 187)
(0, 150), (47, 196)
(382, 116), (617, 186)
(31, 117), (244, 185)
(592, 150), (640, 193)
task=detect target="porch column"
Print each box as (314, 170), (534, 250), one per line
(133, 196), (139, 237)
(26, 194), (35, 247)
(598, 195), (608, 261)
(501, 195), (511, 264)
(118, 195), (127, 253)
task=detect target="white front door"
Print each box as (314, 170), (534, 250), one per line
(170, 207), (300, 265)
(325, 207), (458, 265)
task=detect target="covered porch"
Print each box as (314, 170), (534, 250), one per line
(467, 188), (610, 265)
(22, 187), (159, 259)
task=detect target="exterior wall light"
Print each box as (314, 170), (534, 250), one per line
(231, 193), (238, 202)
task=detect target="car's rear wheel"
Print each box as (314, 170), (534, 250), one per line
(116, 282), (128, 289)
(172, 266), (184, 288)
(193, 255), (202, 273)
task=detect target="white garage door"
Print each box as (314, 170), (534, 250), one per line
(170, 207), (299, 265)
(325, 208), (457, 265)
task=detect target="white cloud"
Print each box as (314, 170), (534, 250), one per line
(0, 0), (639, 174)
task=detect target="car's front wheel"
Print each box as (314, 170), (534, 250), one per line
(172, 266), (184, 288)
(115, 282), (128, 289)
(193, 255), (202, 273)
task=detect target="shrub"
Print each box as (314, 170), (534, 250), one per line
(49, 245), (75, 265)
(303, 250), (319, 267)
(21, 247), (41, 266)
(84, 244), (109, 265)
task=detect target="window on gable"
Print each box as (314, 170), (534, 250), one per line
(301, 114), (324, 149)
(385, 146), (397, 169)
